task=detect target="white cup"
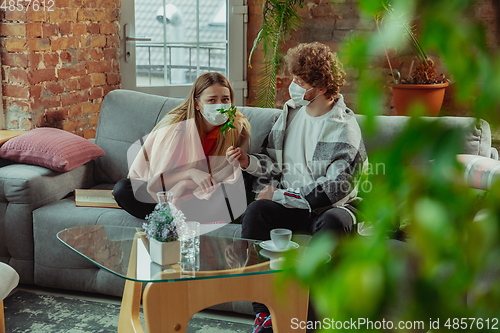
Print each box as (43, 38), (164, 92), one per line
(270, 228), (292, 250)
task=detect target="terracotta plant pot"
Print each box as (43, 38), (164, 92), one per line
(392, 81), (449, 116)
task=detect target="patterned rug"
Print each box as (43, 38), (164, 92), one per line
(4, 290), (253, 333)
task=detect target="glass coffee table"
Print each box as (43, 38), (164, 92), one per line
(57, 225), (308, 333)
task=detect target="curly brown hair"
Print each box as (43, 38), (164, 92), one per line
(285, 42), (346, 99)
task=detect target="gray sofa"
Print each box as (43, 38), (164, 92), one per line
(0, 89), (498, 313)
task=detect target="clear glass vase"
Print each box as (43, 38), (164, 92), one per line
(156, 191), (173, 211)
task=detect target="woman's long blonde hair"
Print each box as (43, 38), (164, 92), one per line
(155, 72), (250, 157)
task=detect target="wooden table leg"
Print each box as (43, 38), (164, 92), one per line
(142, 272), (308, 333)
(118, 280), (144, 333)
(118, 233), (144, 333)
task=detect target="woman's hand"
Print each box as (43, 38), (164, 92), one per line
(226, 146), (250, 169)
(169, 180), (187, 206)
(188, 169), (214, 193)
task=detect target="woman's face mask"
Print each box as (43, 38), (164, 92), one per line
(288, 81), (319, 106)
(201, 103), (230, 126)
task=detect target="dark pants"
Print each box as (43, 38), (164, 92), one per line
(241, 199), (356, 319)
(113, 178), (242, 223)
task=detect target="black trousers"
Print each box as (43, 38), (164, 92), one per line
(113, 178), (238, 223)
(241, 199), (356, 318)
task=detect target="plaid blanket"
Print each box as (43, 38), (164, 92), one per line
(245, 95), (368, 214)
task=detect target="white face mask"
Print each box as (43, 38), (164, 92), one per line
(288, 81), (319, 106)
(201, 103), (230, 126)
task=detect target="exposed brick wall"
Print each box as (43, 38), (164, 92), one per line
(246, 0), (499, 115)
(0, 0), (121, 138)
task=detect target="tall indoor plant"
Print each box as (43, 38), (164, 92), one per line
(248, 0), (305, 108)
(377, 1), (449, 116)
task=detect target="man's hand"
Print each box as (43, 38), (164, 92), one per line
(257, 185), (278, 201)
(226, 146), (250, 169)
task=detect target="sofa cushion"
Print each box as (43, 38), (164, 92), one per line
(0, 128), (104, 172)
(457, 154), (500, 190)
(94, 90), (183, 184)
(238, 106), (281, 154)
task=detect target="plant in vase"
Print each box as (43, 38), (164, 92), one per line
(377, 1), (449, 116)
(143, 192), (186, 265)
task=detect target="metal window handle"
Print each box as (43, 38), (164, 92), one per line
(123, 23), (152, 63)
(126, 37), (152, 42)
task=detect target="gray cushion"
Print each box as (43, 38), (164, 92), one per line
(355, 115), (492, 158)
(238, 106), (281, 154)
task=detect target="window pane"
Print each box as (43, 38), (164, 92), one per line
(134, 0), (228, 86)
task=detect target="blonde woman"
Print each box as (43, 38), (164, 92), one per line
(114, 72), (250, 222)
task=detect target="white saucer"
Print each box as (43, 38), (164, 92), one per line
(259, 240), (299, 252)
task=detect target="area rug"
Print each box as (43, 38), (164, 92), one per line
(4, 290), (253, 333)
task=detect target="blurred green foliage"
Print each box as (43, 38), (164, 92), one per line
(282, 0), (500, 331)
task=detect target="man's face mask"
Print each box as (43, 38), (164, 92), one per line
(201, 103), (230, 126)
(288, 81), (319, 106)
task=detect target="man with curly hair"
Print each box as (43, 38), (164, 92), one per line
(236, 42), (368, 333)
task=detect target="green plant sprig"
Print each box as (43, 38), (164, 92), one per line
(218, 105), (237, 146)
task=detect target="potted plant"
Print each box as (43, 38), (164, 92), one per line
(143, 192), (186, 265)
(377, 2), (449, 116)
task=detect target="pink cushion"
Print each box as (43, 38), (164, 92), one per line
(0, 128), (105, 172)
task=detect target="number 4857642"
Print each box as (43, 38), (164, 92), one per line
(0, 0), (55, 11)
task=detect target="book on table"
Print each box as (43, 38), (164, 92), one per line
(74, 189), (121, 209)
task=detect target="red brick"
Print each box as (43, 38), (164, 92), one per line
(86, 60), (111, 73)
(89, 114), (99, 127)
(1, 52), (28, 67)
(45, 81), (64, 94)
(87, 23), (100, 34)
(69, 104), (82, 118)
(42, 24), (59, 37)
(26, 23), (43, 38)
(79, 75), (92, 89)
(78, 9), (105, 21)
(60, 51), (73, 63)
(99, 22), (116, 35)
(102, 0), (117, 8)
(31, 84), (43, 100)
(106, 35), (119, 48)
(72, 0), (83, 6)
(51, 36), (79, 51)
(3, 84), (29, 99)
(41, 95), (62, 108)
(89, 87), (103, 99)
(80, 36), (92, 49)
(5, 38), (27, 52)
(43, 52), (60, 67)
(77, 118), (87, 129)
(6, 99), (30, 112)
(58, 63), (86, 79)
(102, 85), (118, 97)
(61, 90), (88, 106)
(62, 120), (78, 132)
(81, 102), (93, 114)
(49, 10), (77, 23)
(84, 128), (96, 139)
(29, 38), (51, 51)
(103, 48), (117, 60)
(55, 0), (71, 7)
(62, 78), (79, 91)
(59, 22), (73, 36)
(29, 53), (43, 70)
(76, 48), (90, 61)
(91, 73), (106, 86)
(46, 108), (69, 122)
(5, 10), (27, 22)
(91, 36), (106, 48)
(7, 68), (29, 85)
(90, 48), (103, 60)
(30, 69), (56, 84)
(106, 73), (120, 85)
(105, 9), (119, 21)
(73, 23), (87, 35)
(28, 11), (47, 22)
(0, 24), (27, 37)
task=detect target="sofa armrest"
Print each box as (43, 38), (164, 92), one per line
(457, 154), (500, 191)
(0, 162), (95, 283)
(491, 147), (499, 160)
